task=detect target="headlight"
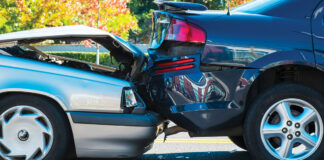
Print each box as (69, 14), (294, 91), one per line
(123, 88), (138, 108)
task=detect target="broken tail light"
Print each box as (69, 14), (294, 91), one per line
(123, 88), (138, 108)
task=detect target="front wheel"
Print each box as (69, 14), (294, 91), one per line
(244, 83), (324, 160)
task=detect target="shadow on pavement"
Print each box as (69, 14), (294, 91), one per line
(80, 151), (251, 160)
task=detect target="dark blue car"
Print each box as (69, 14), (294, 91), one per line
(142, 0), (324, 159)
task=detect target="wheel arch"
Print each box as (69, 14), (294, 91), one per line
(0, 90), (76, 157)
(244, 64), (324, 113)
(0, 89), (68, 110)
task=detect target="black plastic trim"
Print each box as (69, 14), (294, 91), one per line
(69, 111), (161, 127)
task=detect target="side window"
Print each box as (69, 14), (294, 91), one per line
(32, 39), (119, 68)
(312, 2), (324, 66)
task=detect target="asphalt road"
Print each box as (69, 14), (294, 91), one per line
(140, 132), (251, 160)
(80, 132), (251, 160)
(80, 121), (253, 160)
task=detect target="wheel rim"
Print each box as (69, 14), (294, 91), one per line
(0, 105), (53, 160)
(260, 98), (323, 160)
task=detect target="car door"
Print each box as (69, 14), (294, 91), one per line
(313, 1), (324, 69)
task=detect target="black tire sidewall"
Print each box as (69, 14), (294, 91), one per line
(244, 83), (324, 160)
(228, 136), (247, 150)
(0, 94), (72, 160)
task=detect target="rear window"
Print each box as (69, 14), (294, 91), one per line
(31, 39), (120, 68)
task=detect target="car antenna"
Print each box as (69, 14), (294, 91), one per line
(227, 0), (231, 16)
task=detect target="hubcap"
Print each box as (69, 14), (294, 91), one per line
(0, 106), (53, 160)
(260, 98), (323, 160)
(18, 130), (29, 141)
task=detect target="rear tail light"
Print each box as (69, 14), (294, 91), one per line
(155, 58), (195, 74)
(157, 58), (195, 67)
(123, 88), (138, 108)
(122, 87), (146, 114)
(165, 18), (206, 43)
(155, 64), (195, 74)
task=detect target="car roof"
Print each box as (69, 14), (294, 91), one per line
(0, 25), (113, 43)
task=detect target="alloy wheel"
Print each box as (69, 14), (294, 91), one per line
(260, 98), (323, 160)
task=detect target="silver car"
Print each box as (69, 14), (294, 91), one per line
(0, 25), (162, 159)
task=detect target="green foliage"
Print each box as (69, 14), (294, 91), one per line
(128, 0), (157, 15)
(128, 0), (157, 43)
(0, 0), (250, 42)
(72, 0), (138, 40)
(0, 0), (73, 34)
(0, 0), (138, 40)
(45, 52), (118, 66)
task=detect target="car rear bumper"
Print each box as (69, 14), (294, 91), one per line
(67, 111), (162, 158)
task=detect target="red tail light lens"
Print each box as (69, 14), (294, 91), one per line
(165, 18), (206, 43)
(155, 58), (195, 74)
(157, 58), (195, 67)
(155, 64), (195, 74)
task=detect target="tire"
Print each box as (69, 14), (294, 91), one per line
(229, 136), (247, 150)
(244, 83), (324, 160)
(0, 94), (74, 160)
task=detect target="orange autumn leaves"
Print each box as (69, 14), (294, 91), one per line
(73, 0), (138, 40)
(0, 0), (252, 40)
(229, 0), (252, 8)
(0, 0), (138, 40)
(0, 0), (74, 33)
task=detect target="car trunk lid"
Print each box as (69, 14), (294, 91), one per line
(0, 25), (147, 81)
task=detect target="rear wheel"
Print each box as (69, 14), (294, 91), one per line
(228, 136), (247, 150)
(0, 94), (73, 160)
(244, 83), (324, 160)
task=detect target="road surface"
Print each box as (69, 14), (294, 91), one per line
(80, 123), (252, 160)
(140, 132), (251, 160)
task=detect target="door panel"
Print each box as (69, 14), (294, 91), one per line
(313, 1), (324, 69)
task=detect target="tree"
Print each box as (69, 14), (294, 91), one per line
(0, 0), (73, 34)
(228, 0), (252, 8)
(72, 0), (138, 40)
(0, 0), (138, 40)
(128, 0), (157, 43)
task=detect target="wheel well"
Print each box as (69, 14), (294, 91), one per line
(0, 92), (76, 157)
(246, 65), (324, 109)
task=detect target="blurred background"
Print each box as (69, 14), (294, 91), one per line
(0, 0), (251, 44)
